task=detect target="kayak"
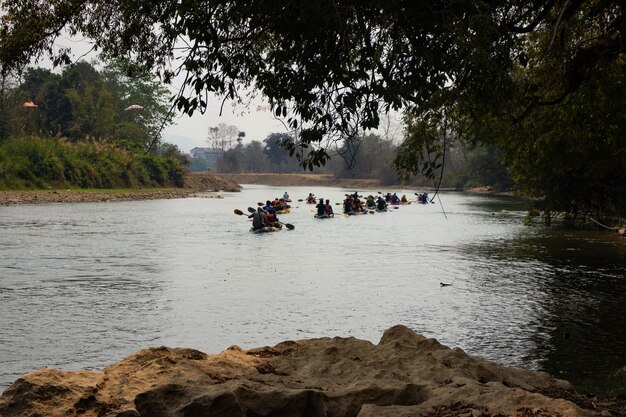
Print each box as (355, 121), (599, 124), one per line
(275, 208), (291, 214)
(376, 208), (388, 212)
(250, 225), (281, 233)
(314, 213), (334, 219)
(344, 210), (369, 215)
(390, 201), (412, 205)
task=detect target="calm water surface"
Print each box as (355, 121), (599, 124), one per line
(1, 185), (625, 392)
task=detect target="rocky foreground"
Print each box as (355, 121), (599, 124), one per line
(0, 326), (613, 417)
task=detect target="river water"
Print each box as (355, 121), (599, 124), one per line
(1, 185), (625, 393)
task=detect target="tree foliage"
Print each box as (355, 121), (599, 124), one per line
(396, 2), (626, 218)
(2, 61), (173, 150)
(1, 0), (624, 215)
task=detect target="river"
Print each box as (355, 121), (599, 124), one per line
(1, 185), (625, 393)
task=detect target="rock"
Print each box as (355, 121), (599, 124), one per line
(0, 326), (594, 417)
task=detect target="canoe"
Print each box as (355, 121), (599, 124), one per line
(314, 213), (334, 219)
(250, 226), (281, 233)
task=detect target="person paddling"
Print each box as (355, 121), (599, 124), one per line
(249, 207), (267, 230)
(316, 198), (326, 216)
(376, 196), (387, 211)
(324, 199), (334, 217)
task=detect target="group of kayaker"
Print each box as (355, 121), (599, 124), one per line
(249, 206), (281, 231)
(315, 198), (335, 218)
(263, 196), (291, 213)
(343, 191), (411, 214)
(343, 192), (366, 214)
(382, 192), (409, 204)
(247, 189), (424, 231)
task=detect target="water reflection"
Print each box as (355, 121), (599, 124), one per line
(0, 188), (625, 393)
(460, 217), (626, 390)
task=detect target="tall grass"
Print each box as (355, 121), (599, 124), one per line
(0, 137), (185, 189)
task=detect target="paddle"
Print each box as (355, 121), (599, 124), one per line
(234, 209), (246, 216)
(247, 207), (295, 230)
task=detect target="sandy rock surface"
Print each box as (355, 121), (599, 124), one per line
(0, 173), (240, 205)
(0, 326), (602, 417)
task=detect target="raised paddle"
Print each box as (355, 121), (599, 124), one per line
(234, 209), (246, 216)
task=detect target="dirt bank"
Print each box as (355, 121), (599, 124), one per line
(215, 173), (389, 189)
(0, 173), (241, 205)
(1, 325), (617, 417)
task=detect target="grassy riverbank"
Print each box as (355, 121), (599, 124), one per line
(0, 137), (184, 190)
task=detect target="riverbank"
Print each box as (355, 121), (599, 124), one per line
(2, 325), (621, 417)
(0, 172), (241, 205)
(214, 173), (509, 194)
(214, 172), (389, 188)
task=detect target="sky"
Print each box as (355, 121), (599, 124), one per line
(161, 96), (293, 152)
(35, 32), (405, 153)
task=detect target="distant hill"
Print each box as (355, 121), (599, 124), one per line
(163, 134), (206, 153)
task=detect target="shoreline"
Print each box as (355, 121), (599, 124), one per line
(215, 172), (515, 195)
(0, 172), (515, 205)
(0, 173), (241, 205)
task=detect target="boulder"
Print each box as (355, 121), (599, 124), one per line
(0, 326), (593, 417)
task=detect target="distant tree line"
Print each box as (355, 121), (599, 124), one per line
(191, 126), (512, 190)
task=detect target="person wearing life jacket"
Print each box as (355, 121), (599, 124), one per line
(366, 195), (376, 208)
(283, 191), (290, 201)
(250, 207), (267, 230)
(353, 196), (364, 212)
(324, 199), (334, 216)
(385, 193), (391, 202)
(265, 206), (278, 225)
(401, 194), (408, 203)
(343, 197), (354, 214)
(306, 193), (316, 204)
(263, 200), (274, 212)
(316, 198), (326, 216)
(376, 197), (387, 211)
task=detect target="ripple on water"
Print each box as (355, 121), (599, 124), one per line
(0, 188), (625, 393)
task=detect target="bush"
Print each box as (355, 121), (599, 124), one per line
(0, 136), (186, 189)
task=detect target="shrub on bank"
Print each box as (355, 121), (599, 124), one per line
(0, 137), (185, 190)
